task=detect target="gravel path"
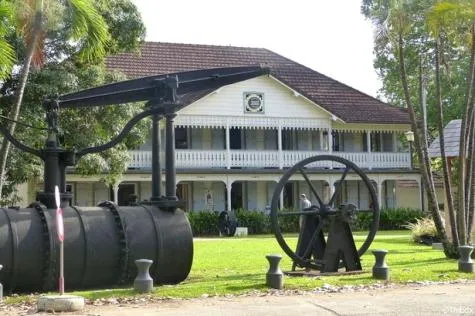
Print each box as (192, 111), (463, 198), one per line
(1, 280), (474, 316)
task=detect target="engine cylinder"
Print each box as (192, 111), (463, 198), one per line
(0, 203), (193, 293)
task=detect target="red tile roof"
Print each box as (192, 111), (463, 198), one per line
(105, 42), (410, 124)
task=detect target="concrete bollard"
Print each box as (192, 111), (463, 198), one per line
(372, 249), (389, 280)
(134, 259), (154, 293)
(266, 254), (283, 290)
(458, 245), (474, 273)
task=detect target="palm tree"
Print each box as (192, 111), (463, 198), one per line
(369, 0), (452, 252)
(367, 0), (475, 253)
(427, 0), (475, 245)
(0, 0), (110, 197)
(0, 0), (15, 80)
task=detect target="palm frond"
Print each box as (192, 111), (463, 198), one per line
(68, 0), (110, 62)
(0, 0), (15, 79)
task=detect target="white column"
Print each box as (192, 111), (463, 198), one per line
(417, 179), (423, 211)
(319, 129), (324, 151)
(377, 180), (382, 209)
(326, 179), (335, 203)
(226, 121), (231, 169)
(112, 183), (120, 205)
(278, 124), (283, 169)
(366, 130), (372, 170)
(226, 180), (232, 211)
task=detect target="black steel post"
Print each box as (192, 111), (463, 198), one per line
(151, 114), (162, 201)
(43, 139), (60, 194)
(165, 113), (177, 199)
(39, 134), (60, 208)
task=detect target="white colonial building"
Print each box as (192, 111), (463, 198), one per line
(23, 42), (426, 212)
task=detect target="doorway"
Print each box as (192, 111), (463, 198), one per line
(230, 129), (242, 149)
(231, 182), (243, 210)
(111, 183), (136, 206)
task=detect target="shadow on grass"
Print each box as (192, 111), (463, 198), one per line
(73, 287), (136, 300)
(336, 275), (374, 283)
(432, 269), (459, 273)
(226, 283), (267, 291)
(390, 257), (450, 267)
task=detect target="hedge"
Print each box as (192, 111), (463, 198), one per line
(187, 207), (423, 236)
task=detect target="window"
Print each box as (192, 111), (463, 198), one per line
(371, 132), (381, 152)
(175, 127), (189, 149)
(282, 130), (295, 150)
(332, 131), (340, 151)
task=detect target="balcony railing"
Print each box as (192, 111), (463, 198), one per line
(128, 150), (411, 170)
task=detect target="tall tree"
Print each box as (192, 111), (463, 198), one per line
(362, 0), (475, 256)
(0, 0), (146, 205)
(0, 0), (109, 197)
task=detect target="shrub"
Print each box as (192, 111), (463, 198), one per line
(403, 217), (439, 245)
(187, 211), (219, 236)
(187, 207), (423, 236)
(235, 209), (271, 234)
(354, 208), (423, 231)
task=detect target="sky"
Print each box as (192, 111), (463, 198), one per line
(132, 0), (381, 98)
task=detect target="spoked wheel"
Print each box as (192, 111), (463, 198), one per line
(270, 155), (380, 271)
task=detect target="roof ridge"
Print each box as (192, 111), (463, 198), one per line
(260, 47), (393, 107)
(144, 41), (269, 51)
(105, 41), (411, 124)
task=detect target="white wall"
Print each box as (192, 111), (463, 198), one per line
(76, 182), (93, 206)
(191, 181), (225, 211)
(178, 76), (329, 119)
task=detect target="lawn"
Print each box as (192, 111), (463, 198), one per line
(4, 230), (475, 303)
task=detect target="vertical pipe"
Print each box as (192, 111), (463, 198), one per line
(151, 114), (162, 200)
(166, 113), (177, 199)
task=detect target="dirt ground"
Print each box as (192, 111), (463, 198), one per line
(2, 281), (475, 316)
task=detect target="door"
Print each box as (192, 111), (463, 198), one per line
(230, 129), (242, 149)
(231, 182), (243, 210)
(176, 182), (190, 211)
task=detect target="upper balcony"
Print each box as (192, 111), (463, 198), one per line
(128, 119), (412, 170)
(128, 149), (411, 170)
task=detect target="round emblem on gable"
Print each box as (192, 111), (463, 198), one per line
(244, 93), (264, 113)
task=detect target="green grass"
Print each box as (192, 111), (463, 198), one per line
(4, 230), (475, 303)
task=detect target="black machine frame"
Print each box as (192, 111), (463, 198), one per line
(0, 66), (269, 293)
(0, 66), (269, 209)
(270, 155), (380, 273)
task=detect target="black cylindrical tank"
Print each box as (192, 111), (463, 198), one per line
(0, 203), (193, 293)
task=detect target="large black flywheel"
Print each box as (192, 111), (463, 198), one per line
(270, 155), (380, 272)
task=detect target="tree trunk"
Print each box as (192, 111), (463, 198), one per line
(468, 123), (475, 243)
(462, 22), (475, 244)
(0, 5), (43, 199)
(435, 36), (459, 247)
(397, 34), (451, 254)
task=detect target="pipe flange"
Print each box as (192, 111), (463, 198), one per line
(98, 201), (129, 284)
(30, 202), (56, 291)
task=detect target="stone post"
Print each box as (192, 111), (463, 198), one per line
(372, 249), (389, 280)
(266, 254), (283, 290)
(134, 259), (154, 293)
